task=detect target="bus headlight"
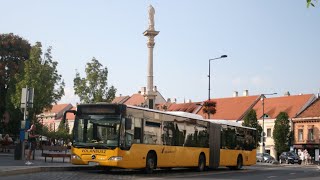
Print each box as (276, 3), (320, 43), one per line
(72, 154), (81, 160)
(108, 156), (123, 161)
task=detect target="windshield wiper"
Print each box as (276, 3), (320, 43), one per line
(94, 144), (119, 149)
(73, 144), (88, 148)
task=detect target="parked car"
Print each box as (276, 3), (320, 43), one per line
(279, 151), (302, 164)
(256, 153), (277, 163)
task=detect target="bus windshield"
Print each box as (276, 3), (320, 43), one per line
(73, 114), (121, 149)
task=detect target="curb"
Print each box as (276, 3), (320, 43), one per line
(0, 166), (101, 177)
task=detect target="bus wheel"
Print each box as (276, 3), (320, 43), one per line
(197, 154), (206, 172)
(145, 152), (156, 174)
(236, 155), (243, 170)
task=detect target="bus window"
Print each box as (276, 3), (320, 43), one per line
(134, 118), (142, 143)
(173, 121), (186, 146)
(184, 119), (199, 147)
(196, 123), (209, 148)
(144, 121), (161, 144)
(221, 125), (237, 149)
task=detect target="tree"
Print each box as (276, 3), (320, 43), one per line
(74, 57), (116, 103)
(10, 42), (65, 133)
(242, 109), (263, 144)
(307, 0), (317, 7)
(0, 33), (31, 134)
(273, 112), (291, 157)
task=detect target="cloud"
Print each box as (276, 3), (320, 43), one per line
(58, 87), (80, 105)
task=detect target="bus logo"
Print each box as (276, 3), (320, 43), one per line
(82, 149), (107, 154)
(92, 155), (96, 160)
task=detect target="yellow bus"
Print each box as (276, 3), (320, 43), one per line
(64, 103), (257, 173)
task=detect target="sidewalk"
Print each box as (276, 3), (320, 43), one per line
(0, 150), (96, 177)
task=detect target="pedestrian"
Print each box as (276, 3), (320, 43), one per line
(299, 149), (305, 165)
(303, 149), (309, 165)
(25, 123), (39, 165)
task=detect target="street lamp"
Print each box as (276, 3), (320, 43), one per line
(208, 55), (227, 119)
(261, 93), (277, 161)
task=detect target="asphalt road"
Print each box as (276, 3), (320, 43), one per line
(1, 164), (320, 180)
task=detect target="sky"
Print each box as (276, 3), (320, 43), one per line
(1, 1), (320, 105)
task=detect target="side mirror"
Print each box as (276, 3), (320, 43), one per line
(125, 118), (132, 130)
(63, 110), (77, 122)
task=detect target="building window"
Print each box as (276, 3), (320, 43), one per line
(267, 128), (271, 137)
(298, 129), (303, 142)
(308, 128), (314, 140)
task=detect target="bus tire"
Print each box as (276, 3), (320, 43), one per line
(197, 154), (206, 172)
(228, 155), (243, 170)
(145, 152), (156, 174)
(235, 155), (243, 170)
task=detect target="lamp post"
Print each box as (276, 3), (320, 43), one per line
(261, 93), (277, 161)
(208, 55), (227, 119)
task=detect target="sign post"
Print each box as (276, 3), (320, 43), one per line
(20, 86), (34, 161)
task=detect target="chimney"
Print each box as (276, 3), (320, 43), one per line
(284, 91), (290, 96)
(141, 87), (146, 95)
(173, 98), (177, 103)
(153, 86), (157, 92)
(233, 91), (238, 97)
(167, 98), (171, 103)
(119, 94), (122, 97)
(188, 99), (192, 103)
(243, 90), (249, 96)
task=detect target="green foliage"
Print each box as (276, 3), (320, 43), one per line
(58, 119), (66, 132)
(11, 42), (65, 122)
(73, 57), (116, 103)
(0, 33), (31, 135)
(242, 109), (262, 144)
(42, 121), (71, 142)
(307, 0), (317, 7)
(273, 112), (291, 155)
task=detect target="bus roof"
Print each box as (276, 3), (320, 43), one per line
(203, 119), (256, 130)
(127, 105), (255, 130)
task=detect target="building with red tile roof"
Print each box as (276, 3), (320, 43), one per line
(247, 94), (316, 159)
(252, 94), (315, 120)
(163, 102), (201, 113)
(112, 95), (130, 104)
(113, 87), (166, 108)
(293, 97), (320, 161)
(196, 95), (261, 120)
(122, 93), (146, 106)
(38, 103), (73, 132)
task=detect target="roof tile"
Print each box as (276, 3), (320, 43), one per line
(253, 94), (315, 119)
(197, 95), (260, 120)
(297, 98), (320, 118)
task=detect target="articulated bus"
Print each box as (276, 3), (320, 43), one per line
(64, 103), (257, 173)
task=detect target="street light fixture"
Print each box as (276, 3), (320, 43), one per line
(261, 93), (277, 161)
(208, 55), (227, 119)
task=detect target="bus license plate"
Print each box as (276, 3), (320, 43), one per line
(294, 160), (298, 162)
(89, 162), (99, 166)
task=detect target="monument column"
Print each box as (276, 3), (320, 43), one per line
(143, 5), (159, 109)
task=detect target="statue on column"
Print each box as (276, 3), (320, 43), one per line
(148, 5), (155, 30)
